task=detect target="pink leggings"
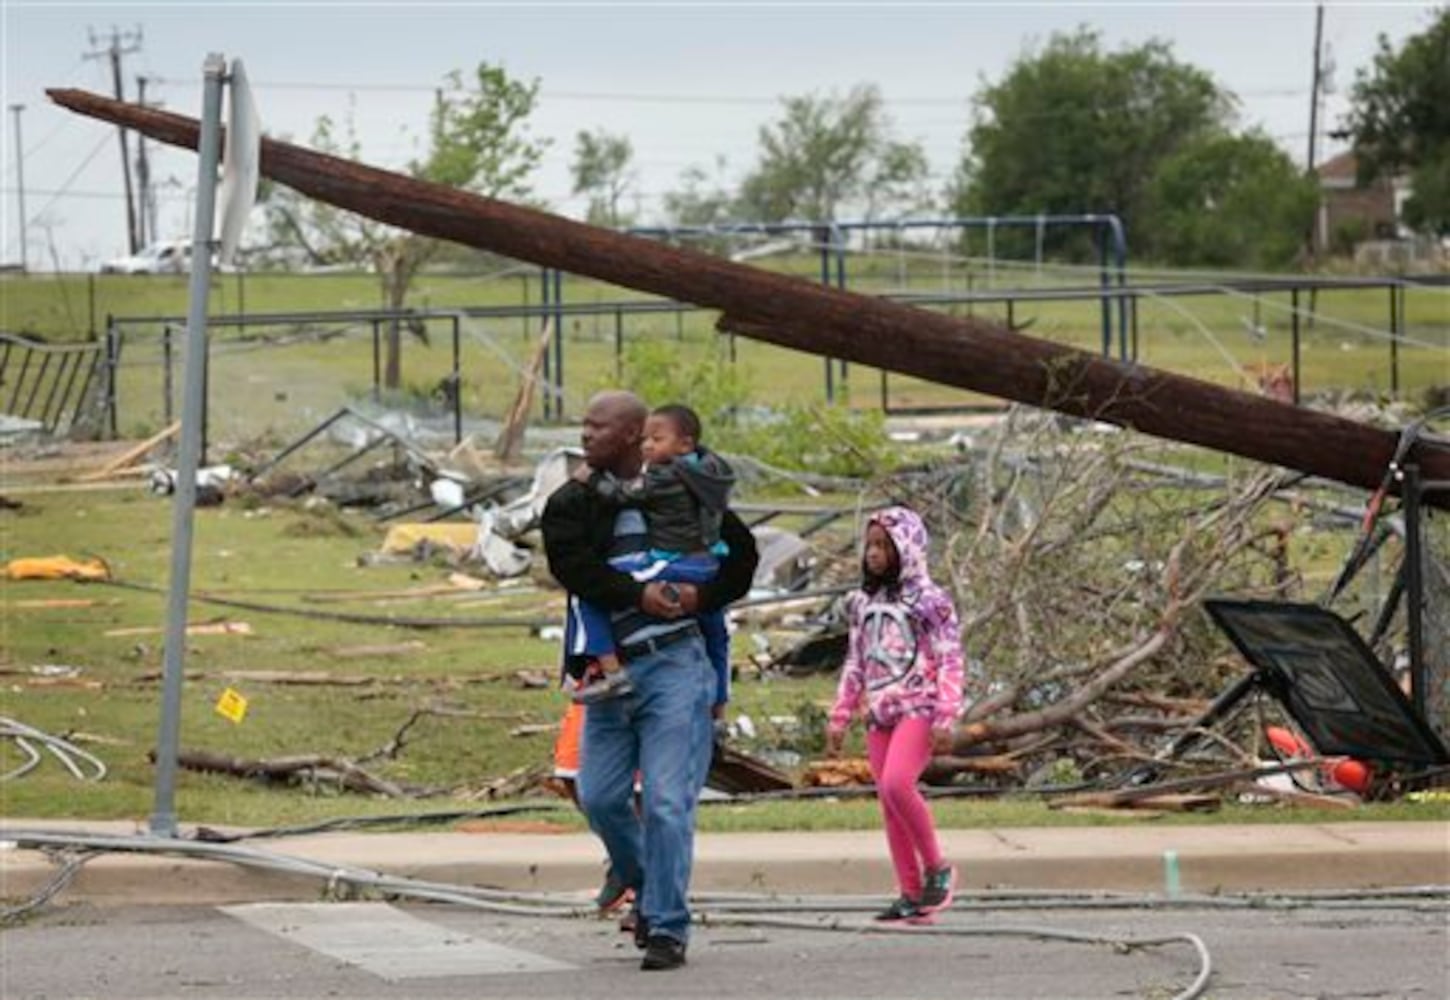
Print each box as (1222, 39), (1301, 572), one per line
(867, 716), (943, 899)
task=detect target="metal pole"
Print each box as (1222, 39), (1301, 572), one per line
(1389, 283), (1400, 397)
(614, 307), (623, 381)
(41, 352), (77, 430)
(150, 53), (226, 839)
(820, 228), (833, 403)
(9, 104), (26, 271)
(539, 266), (552, 420)
(1291, 288), (1302, 405)
(1402, 463), (1426, 722)
(162, 324), (174, 425)
(105, 318), (120, 438)
(551, 268), (564, 421)
(451, 314), (462, 445)
(370, 318), (380, 402)
(1130, 295), (1140, 363)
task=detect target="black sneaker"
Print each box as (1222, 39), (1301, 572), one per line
(640, 934), (687, 971)
(572, 671), (635, 704)
(874, 895), (924, 922)
(919, 863), (958, 913)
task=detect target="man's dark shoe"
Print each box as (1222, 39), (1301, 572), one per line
(640, 934), (687, 971)
(620, 906), (648, 949)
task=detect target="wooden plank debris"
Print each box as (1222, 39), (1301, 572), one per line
(74, 421), (180, 481)
(494, 319), (554, 462)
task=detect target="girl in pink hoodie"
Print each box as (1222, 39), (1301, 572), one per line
(825, 506), (966, 923)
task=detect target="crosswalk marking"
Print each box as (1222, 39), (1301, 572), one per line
(221, 902), (574, 980)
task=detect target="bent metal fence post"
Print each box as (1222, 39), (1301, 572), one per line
(0, 332), (108, 435)
(46, 86), (1450, 507)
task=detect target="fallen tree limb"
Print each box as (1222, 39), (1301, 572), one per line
(162, 748), (412, 797)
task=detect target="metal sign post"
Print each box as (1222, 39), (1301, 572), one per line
(148, 53), (227, 838)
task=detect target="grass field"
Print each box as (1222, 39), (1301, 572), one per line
(2, 255), (1446, 445)
(2, 254), (1448, 832)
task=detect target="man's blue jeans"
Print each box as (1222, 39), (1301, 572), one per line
(577, 633), (715, 944)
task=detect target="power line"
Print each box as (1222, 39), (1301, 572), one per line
(25, 131), (114, 227)
(147, 75), (1310, 104)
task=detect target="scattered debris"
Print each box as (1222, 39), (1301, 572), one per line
(323, 640), (429, 659)
(73, 421), (179, 482)
(147, 463), (235, 506)
(803, 758), (873, 788)
(165, 747), (410, 798)
(456, 765), (551, 801)
(1052, 791), (1222, 813)
(2, 716), (108, 781)
(4, 555), (111, 581)
(707, 742), (794, 795)
(378, 523), (479, 560)
(494, 319), (554, 462)
(103, 620), (252, 638)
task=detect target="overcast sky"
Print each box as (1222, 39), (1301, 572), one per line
(0, 1), (1441, 270)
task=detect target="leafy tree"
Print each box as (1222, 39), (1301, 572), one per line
(1145, 131), (1318, 268)
(1342, 9), (1450, 235)
(738, 84), (930, 224)
(264, 63), (547, 388)
(571, 129), (635, 228)
(952, 29), (1230, 258)
(661, 157), (741, 251)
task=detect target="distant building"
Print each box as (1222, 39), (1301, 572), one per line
(1314, 151), (1408, 255)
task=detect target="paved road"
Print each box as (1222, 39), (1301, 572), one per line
(4, 899), (1446, 999)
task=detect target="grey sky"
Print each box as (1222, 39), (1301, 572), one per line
(1, 1), (1440, 269)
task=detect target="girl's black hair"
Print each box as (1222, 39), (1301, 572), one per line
(861, 523), (901, 596)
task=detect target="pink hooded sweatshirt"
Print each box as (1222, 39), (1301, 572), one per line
(827, 506), (967, 735)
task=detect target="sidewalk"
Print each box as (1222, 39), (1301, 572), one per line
(4, 820), (1447, 906)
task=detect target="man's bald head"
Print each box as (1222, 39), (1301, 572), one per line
(581, 390), (648, 476)
(587, 390), (648, 428)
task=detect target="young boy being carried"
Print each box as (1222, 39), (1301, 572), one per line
(567, 403), (735, 707)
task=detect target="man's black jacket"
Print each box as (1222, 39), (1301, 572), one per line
(542, 477), (759, 615)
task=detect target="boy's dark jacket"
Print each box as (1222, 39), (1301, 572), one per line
(542, 472), (758, 615)
(595, 447), (736, 554)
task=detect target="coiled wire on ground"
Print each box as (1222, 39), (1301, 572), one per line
(0, 717), (107, 782)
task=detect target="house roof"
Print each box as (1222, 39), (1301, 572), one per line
(1316, 150), (1359, 182)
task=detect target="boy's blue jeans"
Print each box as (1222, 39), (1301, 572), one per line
(569, 552), (730, 703)
(576, 633), (715, 944)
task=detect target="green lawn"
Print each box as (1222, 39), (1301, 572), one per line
(2, 257), (1447, 831)
(3, 259), (1445, 445)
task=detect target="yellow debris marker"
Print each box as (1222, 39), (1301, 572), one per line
(215, 687), (249, 724)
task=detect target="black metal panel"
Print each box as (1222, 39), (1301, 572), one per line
(1205, 599), (1448, 765)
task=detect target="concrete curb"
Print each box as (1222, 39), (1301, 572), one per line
(4, 821), (1447, 907)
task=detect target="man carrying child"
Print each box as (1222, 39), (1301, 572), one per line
(567, 402), (735, 708)
(541, 390), (757, 971)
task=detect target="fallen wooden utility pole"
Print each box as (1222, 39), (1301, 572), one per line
(48, 88), (1450, 504)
